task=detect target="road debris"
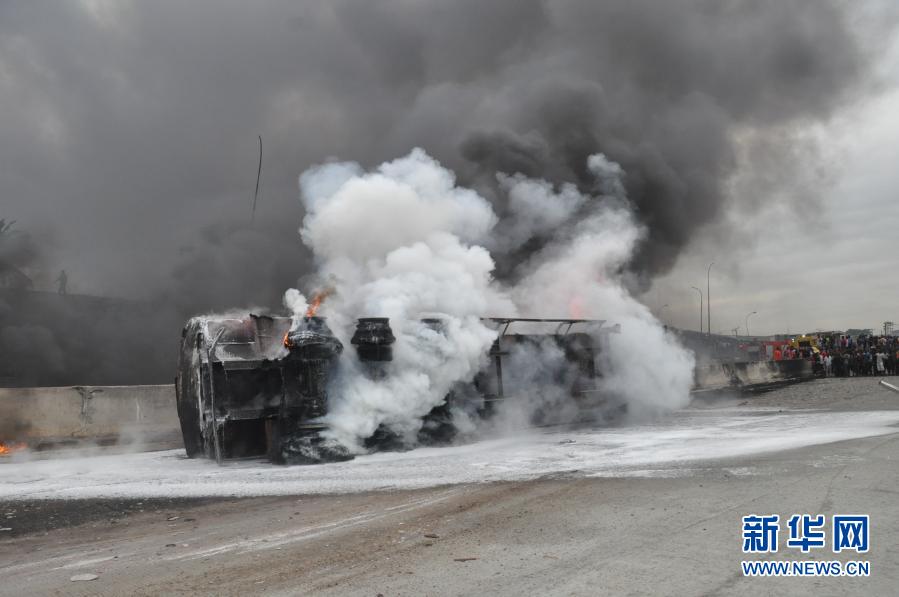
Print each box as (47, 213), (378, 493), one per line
(70, 574), (99, 582)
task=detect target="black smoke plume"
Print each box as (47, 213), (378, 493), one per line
(0, 0), (887, 384)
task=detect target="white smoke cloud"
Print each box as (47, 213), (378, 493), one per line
(286, 148), (694, 453)
(282, 288), (309, 319)
(287, 149), (513, 451)
(299, 148), (497, 264)
(492, 173), (586, 252)
(513, 155), (695, 416)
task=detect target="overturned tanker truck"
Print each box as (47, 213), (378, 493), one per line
(176, 315), (621, 464)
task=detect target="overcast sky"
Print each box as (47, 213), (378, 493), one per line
(651, 32), (899, 336)
(2, 0), (897, 334)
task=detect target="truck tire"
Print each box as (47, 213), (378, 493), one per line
(176, 373), (204, 458)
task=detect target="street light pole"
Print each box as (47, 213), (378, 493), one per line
(690, 286), (703, 334)
(745, 311), (757, 337)
(706, 262), (714, 337)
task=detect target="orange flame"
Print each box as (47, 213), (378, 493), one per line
(0, 441), (27, 456)
(283, 331), (290, 348)
(305, 288), (334, 318)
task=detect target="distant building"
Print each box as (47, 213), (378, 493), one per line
(845, 329), (874, 337)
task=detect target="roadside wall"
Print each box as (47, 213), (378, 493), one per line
(695, 359), (814, 389)
(0, 384), (180, 447)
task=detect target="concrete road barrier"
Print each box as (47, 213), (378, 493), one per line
(694, 359), (813, 390)
(0, 384), (180, 448)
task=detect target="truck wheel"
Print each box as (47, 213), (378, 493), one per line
(176, 376), (204, 458)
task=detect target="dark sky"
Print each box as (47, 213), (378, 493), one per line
(0, 0), (891, 317)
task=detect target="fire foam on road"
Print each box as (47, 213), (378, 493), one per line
(1, 408), (898, 500)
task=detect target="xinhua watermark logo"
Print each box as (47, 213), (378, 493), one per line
(740, 514), (870, 577)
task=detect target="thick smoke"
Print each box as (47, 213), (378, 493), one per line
(511, 155), (695, 417)
(287, 149), (694, 452)
(0, 1), (885, 386)
(287, 150), (513, 449)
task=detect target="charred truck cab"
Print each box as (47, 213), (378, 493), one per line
(176, 315), (344, 464)
(176, 315), (620, 464)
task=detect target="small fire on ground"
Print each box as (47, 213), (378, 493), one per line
(0, 441), (27, 456)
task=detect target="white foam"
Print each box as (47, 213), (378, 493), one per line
(1, 409), (897, 499)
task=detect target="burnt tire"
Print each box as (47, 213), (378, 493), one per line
(175, 376), (204, 458)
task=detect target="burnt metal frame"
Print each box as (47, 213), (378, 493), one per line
(479, 318), (609, 400)
(204, 326), (226, 464)
(482, 318), (608, 338)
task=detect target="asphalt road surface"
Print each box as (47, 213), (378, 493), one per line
(1, 377), (898, 596)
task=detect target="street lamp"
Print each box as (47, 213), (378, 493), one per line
(690, 286), (703, 334)
(745, 311), (757, 337)
(706, 262), (714, 337)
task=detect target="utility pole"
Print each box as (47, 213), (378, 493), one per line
(691, 286), (703, 334)
(707, 262), (714, 337)
(251, 135), (263, 224)
(746, 311), (757, 337)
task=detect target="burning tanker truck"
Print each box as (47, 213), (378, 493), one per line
(176, 312), (621, 464)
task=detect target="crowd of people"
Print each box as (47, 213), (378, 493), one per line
(772, 333), (899, 377)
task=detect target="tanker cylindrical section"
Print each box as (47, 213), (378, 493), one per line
(351, 317), (396, 362)
(284, 316), (344, 360)
(282, 316), (343, 419)
(277, 316), (347, 464)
